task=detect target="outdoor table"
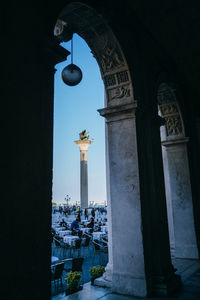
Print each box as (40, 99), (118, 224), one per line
(58, 230), (72, 237)
(63, 235), (79, 246)
(52, 225), (61, 229)
(82, 220), (89, 225)
(80, 227), (91, 234)
(92, 231), (106, 241)
(55, 226), (66, 233)
(52, 220), (60, 224)
(101, 226), (108, 233)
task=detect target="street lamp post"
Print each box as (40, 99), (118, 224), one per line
(65, 195), (71, 207)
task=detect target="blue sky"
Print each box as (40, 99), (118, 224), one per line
(52, 34), (106, 205)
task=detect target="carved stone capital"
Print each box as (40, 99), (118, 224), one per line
(98, 102), (137, 123)
(162, 137), (189, 147)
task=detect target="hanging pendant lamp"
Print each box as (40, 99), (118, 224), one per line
(61, 35), (83, 86)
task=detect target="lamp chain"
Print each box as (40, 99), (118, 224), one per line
(71, 34), (73, 64)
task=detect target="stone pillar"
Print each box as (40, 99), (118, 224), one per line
(161, 143), (176, 257)
(162, 137), (199, 259)
(160, 126), (176, 257)
(74, 140), (92, 208)
(103, 122), (113, 284)
(187, 116), (200, 255)
(135, 106), (181, 296)
(98, 103), (148, 297)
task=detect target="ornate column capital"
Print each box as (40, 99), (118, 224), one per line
(98, 102), (137, 122)
(74, 140), (93, 161)
(162, 137), (189, 147)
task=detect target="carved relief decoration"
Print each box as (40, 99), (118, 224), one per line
(165, 115), (183, 136)
(100, 46), (124, 73)
(159, 103), (178, 116)
(54, 19), (67, 37)
(157, 84), (176, 104)
(104, 74), (116, 87)
(89, 31), (125, 75)
(88, 29), (132, 103)
(116, 71), (129, 84)
(55, 2), (134, 106)
(157, 83), (184, 137)
(104, 70), (129, 88)
(111, 86), (130, 99)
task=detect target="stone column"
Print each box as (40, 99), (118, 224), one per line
(160, 126), (176, 257)
(135, 106), (181, 296)
(74, 140), (92, 208)
(162, 137), (199, 259)
(102, 122), (113, 284)
(98, 103), (148, 297)
(161, 143), (176, 257)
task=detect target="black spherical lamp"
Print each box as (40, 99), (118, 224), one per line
(61, 35), (83, 86)
(62, 63), (82, 86)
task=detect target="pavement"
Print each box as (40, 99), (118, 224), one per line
(52, 258), (200, 300)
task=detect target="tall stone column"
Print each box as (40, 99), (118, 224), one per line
(157, 82), (199, 259)
(74, 140), (92, 208)
(99, 103), (148, 297)
(162, 137), (199, 259)
(161, 140), (176, 257)
(102, 122), (113, 285)
(135, 106), (181, 296)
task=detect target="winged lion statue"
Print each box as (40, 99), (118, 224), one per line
(79, 130), (89, 140)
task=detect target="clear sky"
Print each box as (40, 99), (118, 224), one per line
(52, 34), (106, 205)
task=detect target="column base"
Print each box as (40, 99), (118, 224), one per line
(175, 245), (199, 259)
(94, 262), (113, 288)
(94, 276), (112, 288)
(112, 271), (147, 297)
(103, 262), (113, 282)
(152, 273), (182, 296)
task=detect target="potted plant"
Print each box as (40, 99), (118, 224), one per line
(89, 265), (105, 285)
(64, 271), (82, 295)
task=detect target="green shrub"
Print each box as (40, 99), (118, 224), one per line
(89, 265), (105, 279)
(64, 271), (81, 292)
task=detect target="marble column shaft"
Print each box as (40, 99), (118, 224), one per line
(162, 138), (198, 259)
(99, 103), (148, 297)
(74, 140), (92, 208)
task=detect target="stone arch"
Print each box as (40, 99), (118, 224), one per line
(157, 82), (199, 259)
(54, 2), (134, 108)
(51, 3), (184, 297)
(53, 2), (148, 297)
